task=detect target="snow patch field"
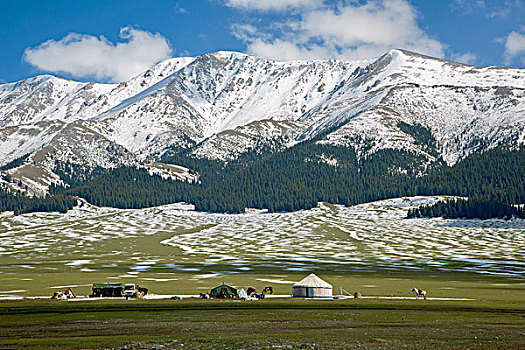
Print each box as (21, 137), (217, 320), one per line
(0, 196), (523, 280)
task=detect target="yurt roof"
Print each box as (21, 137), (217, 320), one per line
(293, 273), (332, 288)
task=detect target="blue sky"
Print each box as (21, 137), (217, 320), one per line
(1, 0), (524, 83)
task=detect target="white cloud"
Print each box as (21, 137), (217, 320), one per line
(236, 0), (444, 61)
(224, 0), (318, 11)
(232, 23), (272, 42)
(450, 0), (486, 14)
(23, 27), (172, 82)
(450, 52), (478, 65)
(451, 0), (522, 19)
(504, 28), (525, 65)
(174, 3), (189, 14)
(302, 1), (443, 56)
(247, 38), (332, 61)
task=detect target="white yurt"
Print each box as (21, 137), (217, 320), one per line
(292, 273), (332, 298)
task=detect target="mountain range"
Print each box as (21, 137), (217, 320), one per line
(1, 49), (524, 198)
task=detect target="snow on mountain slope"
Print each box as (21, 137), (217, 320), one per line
(192, 119), (303, 160)
(319, 51), (525, 164)
(0, 76), (87, 127)
(321, 85), (525, 163)
(0, 57), (196, 128)
(0, 121), (66, 163)
(0, 49), (524, 193)
(91, 51), (368, 158)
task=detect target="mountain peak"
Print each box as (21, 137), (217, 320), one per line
(1, 47), (524, 195)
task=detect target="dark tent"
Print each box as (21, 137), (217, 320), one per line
(209, 283), (237, 298)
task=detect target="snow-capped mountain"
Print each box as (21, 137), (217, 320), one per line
(0, 49), (524, 194)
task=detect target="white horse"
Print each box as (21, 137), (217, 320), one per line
(411, 287), (427, 300)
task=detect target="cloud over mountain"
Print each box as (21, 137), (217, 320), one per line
(224, 0), (318, 11)
(23, 27), (172, 82)
(504, 28), (525, 65)
(232, 0), (444, 61)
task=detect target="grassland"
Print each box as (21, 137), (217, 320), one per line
(0, 298), (524, 349)
(0, 197), (524, 348)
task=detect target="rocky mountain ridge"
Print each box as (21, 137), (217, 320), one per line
(0, 49), (524, 195)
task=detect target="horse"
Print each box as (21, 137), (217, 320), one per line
(138, 286), (148, 296)
(246, 287), (257, 296)
(411, 287), (427, 300)
(262, 286), (273, 295)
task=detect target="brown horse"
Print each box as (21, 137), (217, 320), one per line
(246, 287), (257, 296)
(262, 286), (273, 295)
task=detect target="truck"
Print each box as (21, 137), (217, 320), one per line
(124, 284), (137, 298)
(123, 284), (149, 298)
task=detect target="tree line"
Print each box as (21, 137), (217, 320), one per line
(0, 189), (76, 215)
(408, 197), (525, 220)
(3, 137), (525, 219)
(51, 143), (525, 219)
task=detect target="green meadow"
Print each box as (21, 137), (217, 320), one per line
(1, 298), (524, 349)
(1, 197), (524, 348)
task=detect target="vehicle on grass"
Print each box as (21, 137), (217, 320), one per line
(90, 283), (123, 297)
(89, 283), (148, 298)
(124, 284), (136, 297)
(124, 284), (149, 299)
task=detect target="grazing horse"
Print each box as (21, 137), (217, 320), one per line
(138, 287), (148, 296)
(262, 286), (273, 295)
(246, 287), (257, 296)
(411, 287), (427, 300)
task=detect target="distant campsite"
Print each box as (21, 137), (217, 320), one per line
(43, 273), (446, 302)
(50, 273), (338, 301)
